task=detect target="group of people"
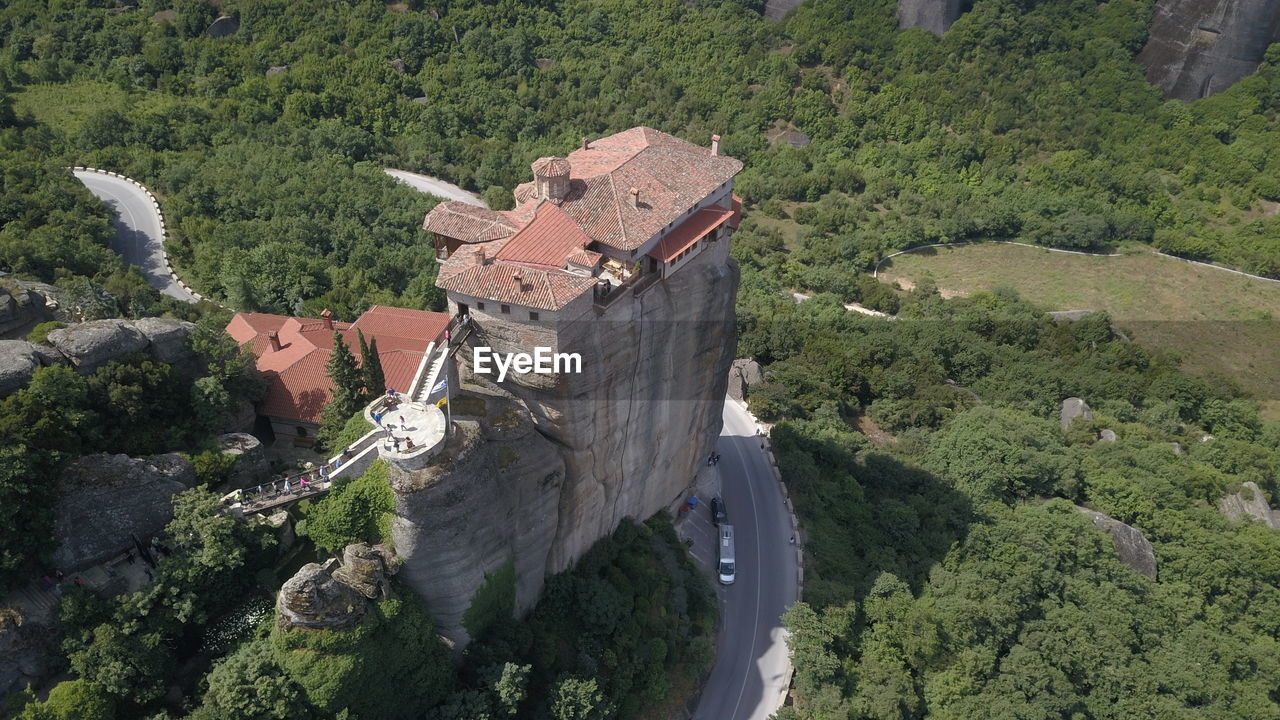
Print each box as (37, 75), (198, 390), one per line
(232, 464), (333, 508)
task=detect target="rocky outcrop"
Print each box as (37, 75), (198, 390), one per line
(764, 0), (806, 21)
(46, 319), (148, 373)
(276, 560), (368, 631)
(1218, 481), (1280, 529)
(206, 15), (238, 37)
(897, 0), (968, 35)
(218, 433), (269, 488)
(333, 543), (401, 599)
(276, 544), (402, 630)
(1060, 397), (1092, 430)
(0, 341), (66, 396)
(0, 317), (198, 397)
(1098, 428), (1118, 443)
(51, 453), (198, 571)
(1077, 507), (1158, 579)
(728, 358), (765, 402)
(392, 244), (737, 645)
(1136, 0), (1280, 101)
(0, 281), (57, 337)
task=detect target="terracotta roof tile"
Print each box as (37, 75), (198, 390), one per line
(436, 262), (596, 311)
(494, 202), (593, 269)
(647, 207), (733, 262)
(422, 201), (520, 244)
(226, 306), (451, 424)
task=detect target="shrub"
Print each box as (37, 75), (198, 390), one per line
(25, 321), (65, 343)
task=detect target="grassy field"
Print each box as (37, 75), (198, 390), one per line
(13, 80), (189, 134)
(878, 244), (1280, 419)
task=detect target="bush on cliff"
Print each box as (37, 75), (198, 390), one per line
(270, 591), (454, 720)
(302, 460), (394, 553)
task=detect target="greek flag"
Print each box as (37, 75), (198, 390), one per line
(431, 378), (449, 395)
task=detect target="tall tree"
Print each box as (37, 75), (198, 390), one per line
(317, 331), (363, 451)
(358, 329), (385, 397)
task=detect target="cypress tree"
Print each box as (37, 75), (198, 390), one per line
(361, 334), (386, 398)
(317, 331), (363, 450)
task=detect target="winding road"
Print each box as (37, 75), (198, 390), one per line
(383, 168), (489, 207)
(72, 170), (197, 303)
(693, 399), (800, 720)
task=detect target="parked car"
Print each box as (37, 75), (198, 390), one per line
(710, 496), (727, 526)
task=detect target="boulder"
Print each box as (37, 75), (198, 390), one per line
(332, 543), (401, 599)
(46, 319), (148, 374)
(389, 58), (407, 73)
(130, 317), (193, 365)
(728, 358), (765, 402)
(1218, 481), (1280, 529)
(276, 561), (368, 631)
(0, 341), (43, 397)
(51, 453), (197, 571)
(218, 433), (269, 487)
(0, 282), (54, 336)
(266, 65), (289, 77)
(206, 15), (239, 37)
(1077, 507), (1158, 579)
(1098, 428), (1118, 443)
(898, 0), (968, 36)
(1059, 397), (1092, 430)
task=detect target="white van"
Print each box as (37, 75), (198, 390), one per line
(718, 525), (736, 585)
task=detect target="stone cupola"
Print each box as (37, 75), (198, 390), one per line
(531, 156), (572, 204)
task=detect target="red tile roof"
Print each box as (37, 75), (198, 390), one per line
(494, 203), (593, 269)
(226, 306), (450, 424)
(428, 126), (743, 308)
(647, 207), (734, 263)
(422, 201), (520, 244)
(436, 260), (597, 311)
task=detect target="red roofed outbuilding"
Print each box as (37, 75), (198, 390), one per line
(226, 305), (450, 444)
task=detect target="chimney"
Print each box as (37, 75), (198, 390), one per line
(320, 309), (333, 330)
(267, 330), (281, 352)
(629, 187), (639, 209)
(513, 269), (525, 291)
(711, 134), (721, 156)
(473, 247), (486, 266)
(581, 136), (590, 151)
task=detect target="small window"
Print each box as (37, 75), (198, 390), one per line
(529, 311), (540, 321)
(501, 304), (510, 314)
(477, 302), (485, 311)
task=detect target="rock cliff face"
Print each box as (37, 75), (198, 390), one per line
(51, 453), (198, 570)
(897, 0), (968, 35)
(391, 244), (737, 645)
(1218, 481), (1280, 529)
(1136, 0), (1280, 101)
(389, 387), (566, 648)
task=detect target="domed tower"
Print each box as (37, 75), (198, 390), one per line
(531, 157), (572, 204)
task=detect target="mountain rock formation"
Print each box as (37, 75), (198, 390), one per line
(390, 246), (738, 646)
(1136, 0), (1280, 100)
(897, 0), (968, 35)
(52, 453), (198, 570)
(277, 543), (401, 630)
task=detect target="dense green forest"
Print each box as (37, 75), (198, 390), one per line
(732, 222), (1280, 716)
(3, 0), (1280, 319)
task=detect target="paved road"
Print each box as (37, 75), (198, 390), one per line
(694, 399), (799, 720)
(383, 168), (488, 207)
(73, 170), (197, 303)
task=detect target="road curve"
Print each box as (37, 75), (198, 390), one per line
(73, 171), (197, 303)
(382, 168), (488, 207)
(695, 400), (799, 720)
